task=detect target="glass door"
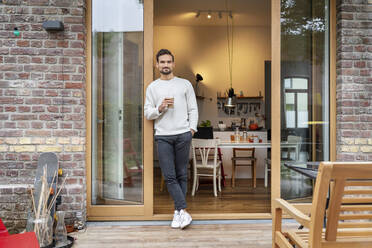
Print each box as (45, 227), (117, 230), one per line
(88, 0), (148, 218)
(280, 0), (330, 201)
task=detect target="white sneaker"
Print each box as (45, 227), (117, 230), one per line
(179, 209), (192, 229)
(171, 210), (181, 229)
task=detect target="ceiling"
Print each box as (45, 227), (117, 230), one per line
(154, 0), (271, 27)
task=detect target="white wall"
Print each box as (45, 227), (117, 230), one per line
(154, 25), (271, 127)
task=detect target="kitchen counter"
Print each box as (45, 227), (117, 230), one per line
(213, 128), (267, 132)
(213, 130), (268, 180)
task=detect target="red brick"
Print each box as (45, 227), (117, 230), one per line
(65, 82), (83, 89)
(58, 74), (70, 81)
(45, 57), (57, 64)
(25, 130), (51, 136)
(25, 98), (51, 105)
(0, 64), (23, 71)
(70, 41), (84, 49)
(32, 106), (45, 113)
(5, 106), (16, 112)
(31, 57), (43, 64)
(44, 40), (57, 48)
(19, 154), (31, 161)
(47, 106), (59, 113)
(0, 97), (24, 104)
(16, 40), (29, 47)
(354, 61), (366, 68)
(31, 122), (43, 129)
(57, 41), (69, 48)
(45, 122), (58, 129)
(360, 70), (370, 76)
(17, 122), (30, 128)
(18, 106), (31, 112)
(17, 56), (31, 63)
(11, 114), (37, 121)
(4, 89), (16, 96)
(0, 130), (23, 137)
(45, 90), (58, 97)
(60, 123), (72, 129)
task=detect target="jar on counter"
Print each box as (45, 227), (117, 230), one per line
(242, 131), (247, 141)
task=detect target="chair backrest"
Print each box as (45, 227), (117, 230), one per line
(309, 162), (372, 247)
(233, 148), (255, 158)
(191, 139), (219, 168)
(287, 135), (302, 160)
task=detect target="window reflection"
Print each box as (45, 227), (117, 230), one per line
(280, 0), (330, 200)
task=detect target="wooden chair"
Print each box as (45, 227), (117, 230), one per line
(265, 136), (302, 188)
(123, 138), (142, 186)
(231, 148), (256, 188)
(191, 138), (222, 197)
(273, 161), (372, 248)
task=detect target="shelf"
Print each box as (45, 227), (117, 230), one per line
(217, 96), (263, 100)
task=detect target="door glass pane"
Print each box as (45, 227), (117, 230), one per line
(285, 92), (295, 128)
(91, 0), (144, 205)
(280, 0), (330, 200)
(297, 93), (308, 128)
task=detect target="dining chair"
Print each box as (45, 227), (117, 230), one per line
(191, 138), (222, 197)
(231, 148), (256, 188)
(282, 135), (302, 161)
(264, 135), (302, 188)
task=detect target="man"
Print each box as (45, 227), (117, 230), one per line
(144, 49), (198, 229)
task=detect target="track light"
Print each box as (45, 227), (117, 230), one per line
(194, 10), (233, 19)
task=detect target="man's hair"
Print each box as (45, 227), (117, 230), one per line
(156, 49), (174, 62)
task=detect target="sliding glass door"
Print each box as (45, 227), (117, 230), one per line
(280, 0), (330, 200)
(88, 0), (147, 218)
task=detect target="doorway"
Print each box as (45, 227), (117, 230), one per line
(152, 0), (272, 215)
(86, 0), (334, 220)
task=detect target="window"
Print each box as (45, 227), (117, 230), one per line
(284, 78), (309, 128)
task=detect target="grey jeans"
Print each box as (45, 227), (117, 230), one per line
(155, 131), (192, 210)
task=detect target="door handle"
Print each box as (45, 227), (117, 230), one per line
(119, 110), (123, 120)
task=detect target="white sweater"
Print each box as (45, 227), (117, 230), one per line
(144, 77), (198, 136)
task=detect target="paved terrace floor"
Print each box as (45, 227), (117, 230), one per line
(71, 220), (298, 248)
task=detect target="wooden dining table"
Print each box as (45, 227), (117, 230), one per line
(217, 141), (299, 188)
(218, 140), (299, 150)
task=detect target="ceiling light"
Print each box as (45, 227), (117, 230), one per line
(207, 11), (212, 19)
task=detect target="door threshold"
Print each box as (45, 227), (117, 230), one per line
(152, 212), (271, 220)
(86, 218), (278, 227)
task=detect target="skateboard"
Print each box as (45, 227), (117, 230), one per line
(34, 152), (59, 220)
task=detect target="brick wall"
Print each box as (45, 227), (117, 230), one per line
(336, 0), (372, 161)
(0, 0), (86, 233)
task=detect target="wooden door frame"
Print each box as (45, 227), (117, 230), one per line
(86, 0), (336, 221)
(271, 0), (337, 218)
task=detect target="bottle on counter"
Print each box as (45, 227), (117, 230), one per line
(234, 127), (240, 142)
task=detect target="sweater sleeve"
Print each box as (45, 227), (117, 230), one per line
(144, 85), (162, 120)
(185, 81), (198, 131)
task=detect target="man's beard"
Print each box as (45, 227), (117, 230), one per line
(160, 68), (172, 75)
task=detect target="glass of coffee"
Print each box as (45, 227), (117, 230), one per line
(165, 94), (174, 109)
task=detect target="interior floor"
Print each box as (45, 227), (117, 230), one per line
(154, 167), (271, 214)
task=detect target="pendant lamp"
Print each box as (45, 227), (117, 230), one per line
(225, 4), (235, 108)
